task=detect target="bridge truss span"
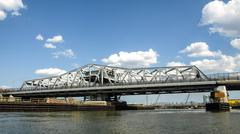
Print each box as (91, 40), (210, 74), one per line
(21, 64), (209, 91)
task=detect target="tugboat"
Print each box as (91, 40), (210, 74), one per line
(228, 99), (240, 109)
(206, 86), (230, 112)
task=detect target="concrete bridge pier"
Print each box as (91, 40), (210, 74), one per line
(82, 94), (128, 109)
(206, 86), (230, 112)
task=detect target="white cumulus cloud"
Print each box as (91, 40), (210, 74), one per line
(102, 49), (159, 67)
(231, 38), (240, 50)
(190, 54), (240, 73)
(92, 58), (97, 62)
(36, 34), (44, 41)
(44, 43), (56, 49)
(180, 42), (221, 57)
(35, 68), (67, 76)
(52, 49), (75, 59)
(167, 61), (186, 67)
(0, 0), (25, 21)
(201, 0), (240, 37)
(11, 10), (21, 16)
(0, 10), (6, 20)
(47, 35), (64, 43)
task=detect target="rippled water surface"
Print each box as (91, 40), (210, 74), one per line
(1, 109), (240, 134)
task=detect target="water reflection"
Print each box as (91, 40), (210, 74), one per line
(0, 110), (240, 134)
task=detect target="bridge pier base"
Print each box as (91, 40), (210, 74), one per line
(82, 94), (130, 109)
(206, 86), (230, 112)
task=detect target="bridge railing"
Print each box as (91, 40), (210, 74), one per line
(207, 72), (240, 81)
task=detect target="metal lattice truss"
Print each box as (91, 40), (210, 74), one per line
(21, 64), (209, 90)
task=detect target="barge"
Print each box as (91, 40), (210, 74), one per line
(0, 96), (154, 111)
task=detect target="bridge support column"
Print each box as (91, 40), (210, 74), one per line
(82, 94), (128, 110)
(206, 86), (230, 112)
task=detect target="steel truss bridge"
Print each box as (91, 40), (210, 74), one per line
(2, 64), (240, 98)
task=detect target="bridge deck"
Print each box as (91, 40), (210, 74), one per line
(3, 80), (240, 97)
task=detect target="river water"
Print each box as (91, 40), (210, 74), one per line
(0, 109), (240, 134)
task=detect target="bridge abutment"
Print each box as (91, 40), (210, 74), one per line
(206, 86), (230, 112)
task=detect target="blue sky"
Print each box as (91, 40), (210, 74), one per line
(1, 0), (240, 103)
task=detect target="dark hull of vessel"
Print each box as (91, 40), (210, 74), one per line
(0, 102), (155, 112)
(231, 105), (240, 109)
(206, 103), (230, 112)
(0, 102), (115, 112)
